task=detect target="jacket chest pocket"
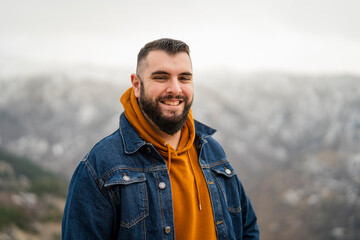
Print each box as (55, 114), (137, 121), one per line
(211, 163), (242, 213)
(105, 170), (149, 228)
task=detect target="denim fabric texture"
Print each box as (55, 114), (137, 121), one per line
(62, 113), (259, 240)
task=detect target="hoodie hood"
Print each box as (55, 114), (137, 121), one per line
(120, 87), (195, 161)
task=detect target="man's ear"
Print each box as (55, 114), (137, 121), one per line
(131, 73), (141, 98)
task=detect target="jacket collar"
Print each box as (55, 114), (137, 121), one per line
(194, 119), (217, 138)
(119, 113), (217, 154)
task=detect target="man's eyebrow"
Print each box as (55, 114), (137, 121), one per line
(150, 71), (193, 76)
(151, 71), (170, 75)
(179, 72), (193, 76)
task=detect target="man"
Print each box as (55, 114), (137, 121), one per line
(62, 38), (259, 240)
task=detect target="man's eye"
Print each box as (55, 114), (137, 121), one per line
(179, 77), (191, 81)
(153, 76), (167, 80)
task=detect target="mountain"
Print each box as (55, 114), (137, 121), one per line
(194, 73), (360, 239)
(0, 71), (128, 175)
(0, 64), (359, 239)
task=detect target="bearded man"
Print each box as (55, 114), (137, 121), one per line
(62, 38), (259, 240)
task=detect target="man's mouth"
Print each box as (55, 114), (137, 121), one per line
(161, 100), (183, 106)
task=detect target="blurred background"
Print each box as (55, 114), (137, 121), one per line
(1, 0), (359, 239)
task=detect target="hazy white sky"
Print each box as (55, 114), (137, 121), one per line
(1, 0), (359, 74)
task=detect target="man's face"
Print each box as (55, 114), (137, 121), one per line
(133, 50), (194, 135)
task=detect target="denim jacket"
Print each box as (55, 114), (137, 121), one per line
(62, 113), (259, 240)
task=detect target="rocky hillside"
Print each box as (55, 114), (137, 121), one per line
(0, 148), (67, 240)
(0, 65), (359, 239)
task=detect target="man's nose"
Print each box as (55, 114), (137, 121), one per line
(166, 78), (182, 94)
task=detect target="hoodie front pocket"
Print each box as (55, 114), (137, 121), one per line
(105, 170), (148, 228)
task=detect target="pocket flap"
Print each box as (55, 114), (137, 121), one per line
(211, 163), (236, 177)
(104, 170), (146, 187)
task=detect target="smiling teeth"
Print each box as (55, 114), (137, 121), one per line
(164, 101), (180, 106)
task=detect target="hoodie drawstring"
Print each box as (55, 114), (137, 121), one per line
(165, 142), (172, 173)
(187, 150), (202, 211)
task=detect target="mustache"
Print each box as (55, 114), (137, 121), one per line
(158, 94), (187, 101)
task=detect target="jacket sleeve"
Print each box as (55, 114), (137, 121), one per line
(62, 160), (116, 240)
(239, 178), (260, 240)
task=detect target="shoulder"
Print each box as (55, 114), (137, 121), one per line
(90, 130), (124, 157)
(82, 130), (127, 179)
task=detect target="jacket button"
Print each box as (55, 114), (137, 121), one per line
(225, 169), (232, 175)
(159, 182), (166, 189)
(164, 226), (171, 234)
(123, 176), (130, 181)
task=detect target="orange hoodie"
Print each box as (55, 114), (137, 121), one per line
(120, 88), (217, 239)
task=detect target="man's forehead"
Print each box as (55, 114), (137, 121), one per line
(137, 50), (192, 76)
(148, 50), (191, 69)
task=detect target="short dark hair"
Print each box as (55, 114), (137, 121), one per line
(136, 38), (191, 75)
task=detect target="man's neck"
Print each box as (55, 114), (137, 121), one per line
(159, 130), (181, 151)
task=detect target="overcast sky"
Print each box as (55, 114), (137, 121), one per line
(1, 0), (359, 74)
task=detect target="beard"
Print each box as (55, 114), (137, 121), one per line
(139, 82), (193, 135)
